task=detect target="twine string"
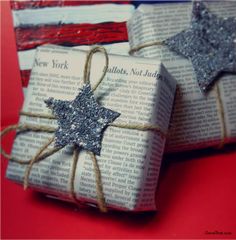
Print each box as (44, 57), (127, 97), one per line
(0, 124), (56, 163)
(19, 112), (167, 137)
(129, 40), (227, 147)
(20, 111), (57, 119)
(215, 84), (227, 148)
(109, 123), (167, 137)
(89, 151), (107, 212)
(36, 146), (63, 162)
(129, 41), (164, 55)
(69, 147), (80, 202)
(1, 46), (166, 212)
(83, 46), (109, 92)
(23, 136), (55, 189)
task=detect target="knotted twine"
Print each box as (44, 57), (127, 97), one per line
(129, 42), (227, 148)
(0, 46), (167, 212)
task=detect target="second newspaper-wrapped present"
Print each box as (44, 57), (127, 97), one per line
(127, 2), (236, 153)
(3, 45), (176, 211)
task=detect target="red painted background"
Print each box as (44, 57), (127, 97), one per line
(1, 1), (236, 239)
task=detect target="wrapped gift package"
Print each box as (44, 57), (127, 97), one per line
(127, 2), (236, 153)
(6, 45), (176, 211)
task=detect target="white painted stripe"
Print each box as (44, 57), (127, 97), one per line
(18, 42), (131, 70)
(13, 4), (135, 27)
(73, 43), (130, 56)
(23, 87), (27, 96)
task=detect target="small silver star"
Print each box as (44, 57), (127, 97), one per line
(164, 2), (236, 92)
(45, 84), (120, 155)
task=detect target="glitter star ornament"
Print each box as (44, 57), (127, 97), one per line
(164, 1), (236, 92)
(45, 84), (120, 155)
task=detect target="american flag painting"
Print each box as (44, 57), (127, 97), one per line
(10, 0), (135, 92)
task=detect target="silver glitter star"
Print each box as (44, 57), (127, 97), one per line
(45, 84), (120, 155)
(164, 1), (236, 92)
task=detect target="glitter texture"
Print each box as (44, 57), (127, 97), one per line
(164, 1), (236, 92)
(45, 84), (120, 155)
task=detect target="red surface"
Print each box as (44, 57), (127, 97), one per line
(19, 69), (31, 88)
(1, 1), (236, 239)
(16, 22), (128, 51)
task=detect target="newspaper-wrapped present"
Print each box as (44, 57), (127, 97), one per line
(127, 2), (236, 153)
(5, 45), (176, 211)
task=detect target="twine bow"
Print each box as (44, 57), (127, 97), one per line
(1, 46), (167, 212)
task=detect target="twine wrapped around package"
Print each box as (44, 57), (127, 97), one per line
(1, 46), (167, 212)
(129, 41), (227, 148)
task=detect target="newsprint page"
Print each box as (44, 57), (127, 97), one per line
(7, 45), (176, 211)
(127, 2), (236, 152)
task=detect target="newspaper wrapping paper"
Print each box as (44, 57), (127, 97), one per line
(11, 2), (135, 92)
(6, 45), (176, 211)
(127, 2), (236, 153)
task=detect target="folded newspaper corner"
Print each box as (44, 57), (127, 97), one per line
(4, 45), (176, 211)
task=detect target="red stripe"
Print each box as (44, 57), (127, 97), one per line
(21, 70), (31, 88)
(11, 0), (130, 10)
(15, 22), (128, 51)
